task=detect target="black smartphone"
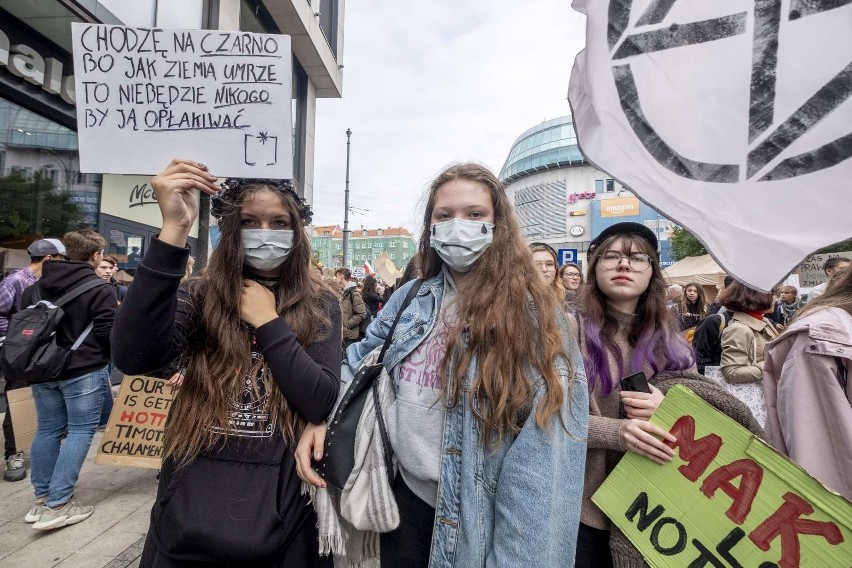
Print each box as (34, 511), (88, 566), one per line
(620, 371), (650, 393)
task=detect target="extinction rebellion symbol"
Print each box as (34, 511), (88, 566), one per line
(608, 0), (852, 183)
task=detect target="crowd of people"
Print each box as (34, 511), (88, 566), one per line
(0, 159), (849, 568)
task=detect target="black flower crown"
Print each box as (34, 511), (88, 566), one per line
(210, 178), (313, 224)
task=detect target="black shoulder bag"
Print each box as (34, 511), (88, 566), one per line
(314, 279), (424, 490)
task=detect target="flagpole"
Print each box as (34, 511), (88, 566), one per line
(343, 128), (352, 268)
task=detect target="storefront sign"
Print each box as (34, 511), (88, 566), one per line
(796, 251), (852, 288)
(71, 24), (293, 177)
(593, 386), (851, 568)
(568, 191), (596, 204)
(601, 197), (640, 217)
(0, 28), (76, 105)
(101, 174), (199, 236)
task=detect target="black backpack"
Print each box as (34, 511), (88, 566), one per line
(0, 279), (108, 384)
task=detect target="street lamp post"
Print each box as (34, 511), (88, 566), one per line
(343, 128), (352, 268)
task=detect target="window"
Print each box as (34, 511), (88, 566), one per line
(389, 241), (395, 248)
(336, 243), (341, 249)
(403, 241), (409, 249)
(390, 252), (396, 259)
(594, 179), (604, 193)
(323, 231), (330, 236)
(606, 179), (616, 192)
(377, 229), (383, 236)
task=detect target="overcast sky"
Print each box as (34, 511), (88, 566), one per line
(310, 0), (587, 234)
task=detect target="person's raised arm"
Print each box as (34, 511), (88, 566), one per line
(111, 159), (218, 374)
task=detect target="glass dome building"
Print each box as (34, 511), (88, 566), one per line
(499, 115), (586, 184)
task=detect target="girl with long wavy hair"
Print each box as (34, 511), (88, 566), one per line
(296, 163), (589, 567)
(112, 159), (340, 568)
(678, 281), (708, 332)
(573, 222), (696, 568)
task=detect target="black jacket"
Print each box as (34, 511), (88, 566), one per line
(111, 237), (341, 565)
(21, 260), (117, 380)
(692, 309), (734, 375)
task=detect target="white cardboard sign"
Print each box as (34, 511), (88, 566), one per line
(568, 1), (852, 291)
(71, 24), (292, 178)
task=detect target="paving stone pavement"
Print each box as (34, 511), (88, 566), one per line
(0, 424), (156, 568)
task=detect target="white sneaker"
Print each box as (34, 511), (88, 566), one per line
(32, 499), (94, 530)
(24, 502), (47, 523)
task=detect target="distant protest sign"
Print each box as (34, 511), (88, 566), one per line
(71, 24), (292, 177)
(96, 376), (175, 469)
(795, 251), (852, 288)
(593, 386), (851, 568)
(568, 2), (852, 291)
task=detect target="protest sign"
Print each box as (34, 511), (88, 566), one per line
(568, 2), (852, 291)
(6, 387), (37, 452)
(71, 24), (292, 177)
(593, 386), (851, 568)
(795, 251), (852, 288)
(95, 375), (175, 469)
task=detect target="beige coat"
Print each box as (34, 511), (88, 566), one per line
(340, 286), (367, 341)
(720, 312), (778, 384)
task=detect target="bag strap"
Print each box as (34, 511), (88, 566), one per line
(377, 279), (424, 364)
(54, 279), (109, 307)
(70, 322), (95, 351)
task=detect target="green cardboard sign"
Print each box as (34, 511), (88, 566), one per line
(592, 386), (852, 568)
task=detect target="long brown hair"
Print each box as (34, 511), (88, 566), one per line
(795, 267), (852, 321)
(680, 282), (707, 316)
(419, 163), (573, 445)
(580, 234), (693, 396)
(165, 185), (334, 465)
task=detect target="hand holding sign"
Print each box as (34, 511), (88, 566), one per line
(619, 418), (676, 465)
(151, 159), (218, 246)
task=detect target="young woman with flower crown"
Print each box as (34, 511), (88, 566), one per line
(112, 159), (340, 568)
(295, 163), (589, 568)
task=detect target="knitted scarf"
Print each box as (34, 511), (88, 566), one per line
(303, 348), (399, 567)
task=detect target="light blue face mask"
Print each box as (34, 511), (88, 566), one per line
(242, 229), (294, 271)
(429, 219), (495, 273)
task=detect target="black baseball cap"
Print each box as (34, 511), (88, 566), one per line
(588, 222), (658, 256)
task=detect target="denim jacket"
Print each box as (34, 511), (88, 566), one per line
(346, 275), (589, 568)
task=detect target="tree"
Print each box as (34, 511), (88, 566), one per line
(0, 172), (82, 244)
(816, 239), (852, 254)
(669, 226), (708, 260)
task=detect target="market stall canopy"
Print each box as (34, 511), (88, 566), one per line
(664, 254), (726, 288)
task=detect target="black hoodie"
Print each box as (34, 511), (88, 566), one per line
(21, 260), (117, 380)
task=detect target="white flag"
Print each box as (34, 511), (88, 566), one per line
(568, 0), (852, 291)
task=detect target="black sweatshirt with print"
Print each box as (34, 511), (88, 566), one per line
(111, 237), (341, 565)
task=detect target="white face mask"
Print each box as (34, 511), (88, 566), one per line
(429, 219), (495, 273)
(242, 229), (295, 271)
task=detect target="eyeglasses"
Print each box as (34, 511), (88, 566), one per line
(563, 273), (582, 279)
(599, 251), (653, 271)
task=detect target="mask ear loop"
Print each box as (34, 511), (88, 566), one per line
(432, 225), (436, 236)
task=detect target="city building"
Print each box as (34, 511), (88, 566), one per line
(311, 225), (417, 272)
(499, 115), (677, 269)
(0, 0), (344, 273)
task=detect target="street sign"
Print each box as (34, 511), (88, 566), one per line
(557, 248), (578, 265)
